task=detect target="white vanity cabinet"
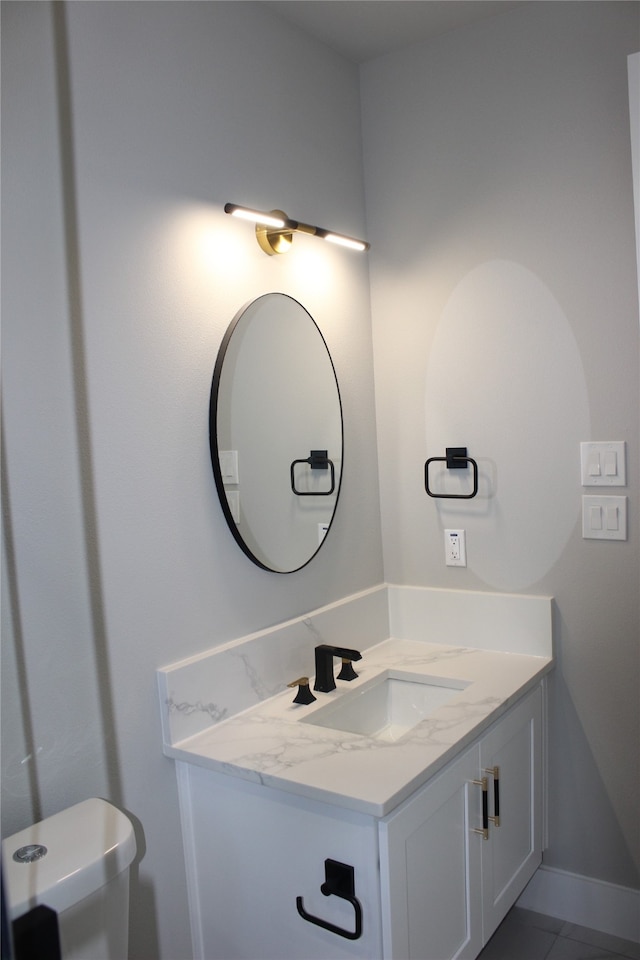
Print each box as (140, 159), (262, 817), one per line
(380, 686), (542, 959)
(179, 762), (385, 960)
(176, 685), (543, 960)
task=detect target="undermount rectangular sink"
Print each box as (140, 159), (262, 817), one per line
(301, 672), (470, 742)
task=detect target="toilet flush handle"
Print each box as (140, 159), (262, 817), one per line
(13, 844), (48, 863)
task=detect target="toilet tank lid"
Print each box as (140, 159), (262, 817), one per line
(2, 798), (136, 919)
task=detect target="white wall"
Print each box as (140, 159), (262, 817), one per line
(1, 0), (113, 833)
(1, 3), (382, 957)
(361, 1), (639, 888)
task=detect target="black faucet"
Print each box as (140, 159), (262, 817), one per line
(313, 644), (362, 693)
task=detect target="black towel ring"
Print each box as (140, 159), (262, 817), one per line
(425, 447), (478, 499)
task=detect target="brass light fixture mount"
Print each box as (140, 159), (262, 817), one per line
(224, 202), (370, 255)
(256, 209), (295, 256)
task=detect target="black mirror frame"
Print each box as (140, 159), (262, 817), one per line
(209, 293), (344, 574)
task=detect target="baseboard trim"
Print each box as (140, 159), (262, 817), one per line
(517, 865), (640, 944)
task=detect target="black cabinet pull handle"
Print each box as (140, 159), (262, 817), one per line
(296, 859), (363, 940)
(486, 766), (501, 826)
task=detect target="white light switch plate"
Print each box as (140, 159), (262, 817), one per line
(582, 495), (627, 540)
(580, 441), (626, 486)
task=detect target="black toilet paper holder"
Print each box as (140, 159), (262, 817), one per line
(296, 858), (363, 940)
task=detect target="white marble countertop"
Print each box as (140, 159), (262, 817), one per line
(163, 637), (552, 817)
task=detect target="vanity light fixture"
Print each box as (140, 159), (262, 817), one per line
(224, 202), (370, 255)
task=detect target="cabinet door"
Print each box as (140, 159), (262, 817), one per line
(379, 746), (483, 960)
(480, 687), (542, 942)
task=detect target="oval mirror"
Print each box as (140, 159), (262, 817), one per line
(209, 293), (343, 573)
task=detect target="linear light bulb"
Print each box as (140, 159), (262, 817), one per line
(224, 202), (370, 254)
(323, 233), (368, 252)
(224, 203), (286, 229)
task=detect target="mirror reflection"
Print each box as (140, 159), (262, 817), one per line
(210, 293), (343, 573)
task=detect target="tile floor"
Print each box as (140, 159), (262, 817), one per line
(477, 907), (640, 960)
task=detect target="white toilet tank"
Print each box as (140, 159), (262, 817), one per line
(2, 798), (136, 960)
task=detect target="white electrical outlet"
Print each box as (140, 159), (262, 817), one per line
(445, 529), (466, 567)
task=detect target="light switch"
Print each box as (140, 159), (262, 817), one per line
(219, 450), (239, 484)
(580, 442), (626, 486)
(605, 504), (619, 531)
(603, 451), (617, 476)
(582, 496), (627, 540)
(590, 505), (602, 530)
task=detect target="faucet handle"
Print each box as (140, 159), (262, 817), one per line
(287, 677), (317, 705)
(337, 657), (359, 682)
